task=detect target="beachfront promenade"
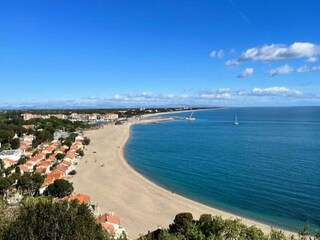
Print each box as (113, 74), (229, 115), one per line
(71, 121), (294, 239)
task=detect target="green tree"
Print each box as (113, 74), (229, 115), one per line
(0, 158), (4, 169)
(64, 138), (73, 147)
(56, 153), (66, 160)
(68, 170), (77, 175)
(46, 179), (74, 198)
(15, 166), (21, 175)
(0, 130), (14, 144)
(169, 213), (194, 235)
(0, 178), (10, 196)
(83, 137), (90, 145)
(269, 228), (287, 240)
(77, 149), (84, 157)
(197, 214), (213, 237)
(17, 172), (43, 196)
(17, 156), (27, 165)
(0, 199), (17, 240)
(10, 138), (20, 149)
(3, 197), (110, 240)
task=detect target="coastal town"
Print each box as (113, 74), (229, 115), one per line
(0, 108), (199, 239)
(0, 111), (129, 239)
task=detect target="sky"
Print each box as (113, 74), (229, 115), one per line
(1, 0), (320, 108)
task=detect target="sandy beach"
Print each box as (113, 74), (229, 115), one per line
(72, 122), (294, 239)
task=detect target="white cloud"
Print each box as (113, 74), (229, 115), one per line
(297, 65), (320, 73)
(251, 87), (302, 97)
(217, 50), (224, 58)
(210, 50), (216, 58)
(225, 59), (240, 66)
(237, 67), (254, 78)
(198, 88), (232, 100)
(226, 42), (320, 65)
(210, 49), (224, 59)
(3, 86), (318, 108)
(306, 57), (318, 63)
(112, 92), (180, 102)
(268, 64), (294, 77)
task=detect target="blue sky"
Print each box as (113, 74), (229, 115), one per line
(1, 0), (320, 108)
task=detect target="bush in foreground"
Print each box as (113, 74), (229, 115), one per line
(143, 213), (320, 240)
(1, 197), (110, 240)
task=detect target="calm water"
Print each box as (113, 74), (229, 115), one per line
(124, 107), (320, 232)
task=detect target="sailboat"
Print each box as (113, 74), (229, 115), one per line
(233, 115), (239, 125)
(186, 111), (195, 121)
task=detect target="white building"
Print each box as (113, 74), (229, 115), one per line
(53, 130), (71, 140)
(104, 113), (118, 121)
(21, 113), (33, 121)
(0, 149), (23, 161)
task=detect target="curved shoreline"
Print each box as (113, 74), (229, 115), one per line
(72, 122), (295, 239)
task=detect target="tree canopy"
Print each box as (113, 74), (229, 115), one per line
(46, 179), (74, 198)
(144, 213), (320, 240)
(16, 172), (44, 196)
(1, 197), (110, 240)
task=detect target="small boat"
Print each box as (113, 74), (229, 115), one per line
(233, 115), (239, 125)
(186, 111), (195, 121)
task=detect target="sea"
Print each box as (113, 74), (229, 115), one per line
(124, 107), (320, 232)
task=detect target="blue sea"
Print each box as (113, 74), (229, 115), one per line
(124, 107), (320, 232)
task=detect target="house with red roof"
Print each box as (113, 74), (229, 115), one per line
(43, 145), (55, 154)
(35, 167), (47, 174)
(64, 150), (77, 163)
(96, 211), (125, 239)
(19, 164), (29, 174)
(19, 162), (34, 174)
(65, 193), (91, 204)
(39, 171), (64, 194)
(2, 158), (18, 169)
(35, 161), (52, 175)
(29, 153), (45, 165)
(55, 163), (70, 175)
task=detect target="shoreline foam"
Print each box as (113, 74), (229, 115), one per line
(72, 120), (295, 239)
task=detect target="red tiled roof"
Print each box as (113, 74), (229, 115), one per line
(47, 171), (63, 180)
(37, 161), (51, 168)
(44, 146), (54, 152)
(3, 158), (18, 165)
(42, 177), (55, 187)
(19, 165), (29, 171)
(101, 223), (115, 235)
(56, 147), (66, 153)
(66, 194), (90, 204)
(61, 160), (71, 166)
(56, 164), (69, 173)
(29, 153), (45, 163)
(66, 151), (75, 159)
(36, 167), (46, 174)
(96, 212), (120, 226)
(41, 171), (63, 187)
(49, 154), (57, 161)
(25, 162), (34, 167)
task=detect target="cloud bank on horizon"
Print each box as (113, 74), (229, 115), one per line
(1, 86), (318, 109)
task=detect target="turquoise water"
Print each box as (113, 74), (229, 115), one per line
(124, 107), (320, 232)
